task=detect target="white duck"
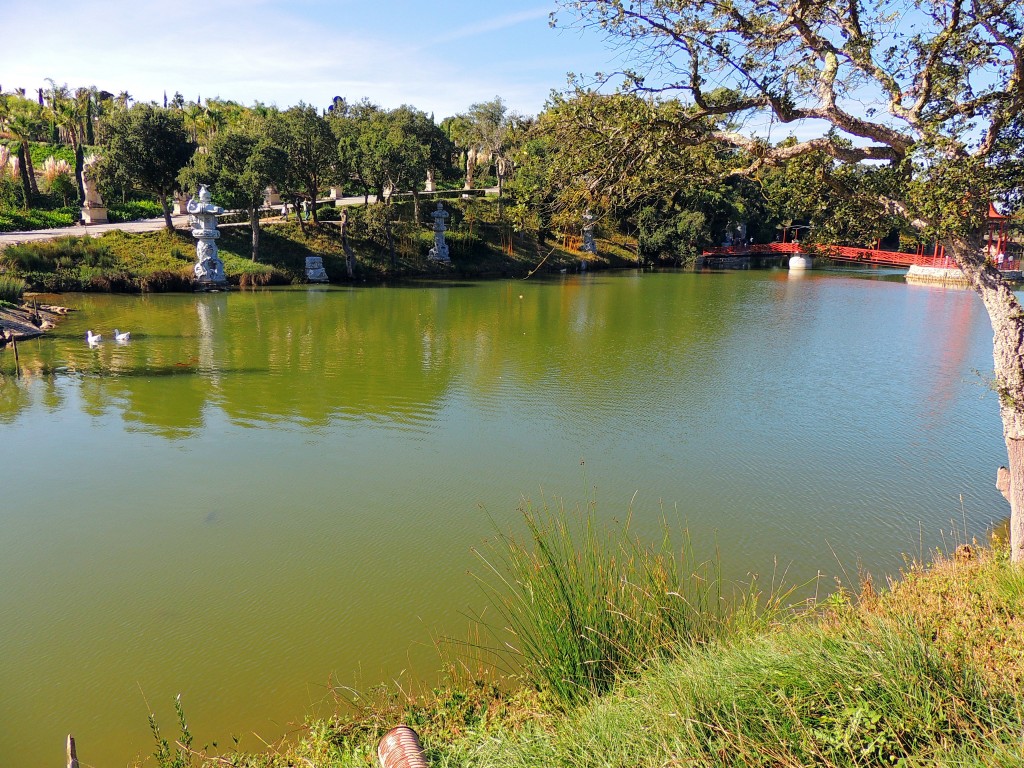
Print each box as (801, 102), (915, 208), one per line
(113, 329), (131, 342)
(86, 330), (102, 346)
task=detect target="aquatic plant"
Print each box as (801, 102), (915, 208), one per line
(471, 499), (770, 707)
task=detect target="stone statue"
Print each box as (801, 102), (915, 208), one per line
(80, 154), (108, 224)
(305, 256), (329, 283)
(428, 202), (451, 262)
(582, 210), (597, 256)
(187, 185), (228, 289)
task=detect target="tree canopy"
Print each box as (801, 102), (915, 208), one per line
(98, 104), (194, 230)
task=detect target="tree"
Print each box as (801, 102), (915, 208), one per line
(280, 103), (336, 228)
(522, 91), (749, 258)
(99, 104), (195, 230)
(1, 95), (44, 197)
(558, 0), (1024, 558)
(451, 97), (516, 192)
(185, 125), (287, 261)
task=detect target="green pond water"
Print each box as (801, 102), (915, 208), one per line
(0, 268), (1009, 766)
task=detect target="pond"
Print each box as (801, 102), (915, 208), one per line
(0, 268), (1008, 766)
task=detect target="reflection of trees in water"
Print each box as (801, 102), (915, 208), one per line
(0, 276), (753, 434)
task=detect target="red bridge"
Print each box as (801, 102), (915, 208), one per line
(701, 241), (1020, 271)
(704, 205), (1020, 271)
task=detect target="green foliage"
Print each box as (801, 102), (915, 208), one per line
(148, 694), (194, 768)
(0, 275), (26, 303)
(107, 200), (163, 221)
(637, 204), (707, 263)
(29, 142), (75, 169)
(279, 103), (336, 224)
(46, 171), (76, 207)
(0, 206), (77, 232)
(98, 104), (195, 218)
(0, 231), (196, 291)
(333, 101), (447, 202)
(473, 500), (763, 708)
(2, 235), (116, 271)
(316, 205), (340, 221)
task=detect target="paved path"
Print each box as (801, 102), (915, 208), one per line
(0, 215), (191, 246)
(0, 188), (497, 247)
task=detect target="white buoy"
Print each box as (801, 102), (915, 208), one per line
(789, 254), (812, 271)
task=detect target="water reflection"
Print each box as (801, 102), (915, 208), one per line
(0, 271), (1012, 768)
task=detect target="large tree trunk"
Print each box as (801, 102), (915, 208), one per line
(308, 186), (319, 225)
(294, 196), (307, 235)
(340, 208), (355, 279)
(158, 192), (173, 231)
(948, 233), (1024, 562)
(250, 206), (260, 261)
(22, 141), (38, 196)
(384, 205), (396, 270)
(74, 143), (85, 206)
(15, 143), (32, 205)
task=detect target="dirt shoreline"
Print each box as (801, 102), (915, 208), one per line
(0, 300), (72, 340)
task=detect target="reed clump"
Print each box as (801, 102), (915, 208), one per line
(0, 274), (26, 304)
(471, 500), (771, 708)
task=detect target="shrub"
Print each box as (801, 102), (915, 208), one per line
(107, 200), (163, 222)
(316, 205), (340, 221)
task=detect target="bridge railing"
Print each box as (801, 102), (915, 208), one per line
(702, 242), (1020, 271)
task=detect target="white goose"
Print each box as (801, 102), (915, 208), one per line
(86, 330), (102, 346)
(113, 329), (131, 342)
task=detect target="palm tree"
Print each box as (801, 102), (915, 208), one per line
(2, 99), (43, 195)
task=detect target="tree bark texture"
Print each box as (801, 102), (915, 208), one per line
(340, 209), (355, 279)
(250, 207), (260, 261)
(158, 192), (173, 231)
(948, 234), (1024, 561)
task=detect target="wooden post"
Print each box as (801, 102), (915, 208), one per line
(67, 734), (79, 768)
(11, 336), (19, 378)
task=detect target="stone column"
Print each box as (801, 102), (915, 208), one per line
(188, 185), (229, 290)
(427, 202), (451, 262)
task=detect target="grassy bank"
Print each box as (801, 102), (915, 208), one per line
(0, 199), (640, 292)
(142, 505), (1022, 768)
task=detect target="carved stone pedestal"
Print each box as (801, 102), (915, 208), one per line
(81, 204), (108, 224)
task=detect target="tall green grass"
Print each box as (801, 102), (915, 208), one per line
(472, 500), (770, 708)
(0, 275), (26, 304)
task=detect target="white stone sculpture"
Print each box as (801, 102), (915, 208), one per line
(582, 210), (597, 256)
(428, 202), (451, 262)
(187, 185), (228, 288)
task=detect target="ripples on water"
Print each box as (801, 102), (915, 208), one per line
(0, 270), (1010, 766)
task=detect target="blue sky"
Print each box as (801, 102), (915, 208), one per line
(2, 1), (625, 119)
